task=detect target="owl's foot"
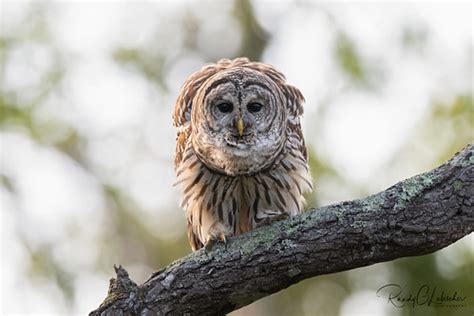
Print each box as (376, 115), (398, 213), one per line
(203, 223), (230, 252)
(256, 210), (289, 228)
(204, 231), (227, 252)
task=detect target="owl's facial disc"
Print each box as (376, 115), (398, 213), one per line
(191, 69), (287, 176)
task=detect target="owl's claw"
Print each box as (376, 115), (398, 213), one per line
(204, 239), (215, 252)
(218, 232), (227, 244)
(204, 232), (227, 252)
(256, 212), (289, 228)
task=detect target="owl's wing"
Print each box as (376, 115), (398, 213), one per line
(173, 63), (218, 168)
(282, 84), (308, 161)
(245, 62), (308, 161)
(172, 58), (252, 168)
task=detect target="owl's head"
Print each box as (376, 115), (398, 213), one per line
(175, 58), (304, 176)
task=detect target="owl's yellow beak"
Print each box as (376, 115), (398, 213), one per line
(237, 117), (244, 137)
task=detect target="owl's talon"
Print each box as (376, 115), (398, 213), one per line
(204, 232), (228, 252)
(204, 239), (215, 252)
(275, 213), (289, 221)
(256, 212), (289, 228)
(218, 232), (226, 244)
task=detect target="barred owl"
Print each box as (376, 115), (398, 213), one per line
(173, 57), (312, 251)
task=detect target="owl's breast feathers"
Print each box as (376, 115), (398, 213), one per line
(174, 127), (312, 250)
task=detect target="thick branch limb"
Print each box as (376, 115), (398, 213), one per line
(91, 144), (474, 316)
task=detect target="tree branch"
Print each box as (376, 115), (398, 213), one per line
(90, 144), (474, 316)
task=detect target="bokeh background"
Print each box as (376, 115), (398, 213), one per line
(1, 1), (473, 315)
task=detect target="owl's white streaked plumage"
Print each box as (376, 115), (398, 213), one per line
(173, 57), (312, 251)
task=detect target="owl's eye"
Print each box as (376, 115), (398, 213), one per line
(247, 102), (263, 113)
(216, 102), (233, 113)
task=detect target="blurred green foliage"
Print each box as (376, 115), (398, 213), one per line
(335, 33), (368, 86)
(401, 24), (428, 53)
(396, 253), (474, 316)
(232, 0), (269, 61)
(113, 48), (169, 91)
(429, 95), (473, 164)
(25, 242), (75, 304)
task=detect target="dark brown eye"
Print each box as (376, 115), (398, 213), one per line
(247, 102), (262, 113)
(216, 102), (233, 113)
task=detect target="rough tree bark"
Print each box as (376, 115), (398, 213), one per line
(90, 144), (473, 316)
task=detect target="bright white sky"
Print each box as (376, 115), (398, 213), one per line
(1, 1), (472, 315)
